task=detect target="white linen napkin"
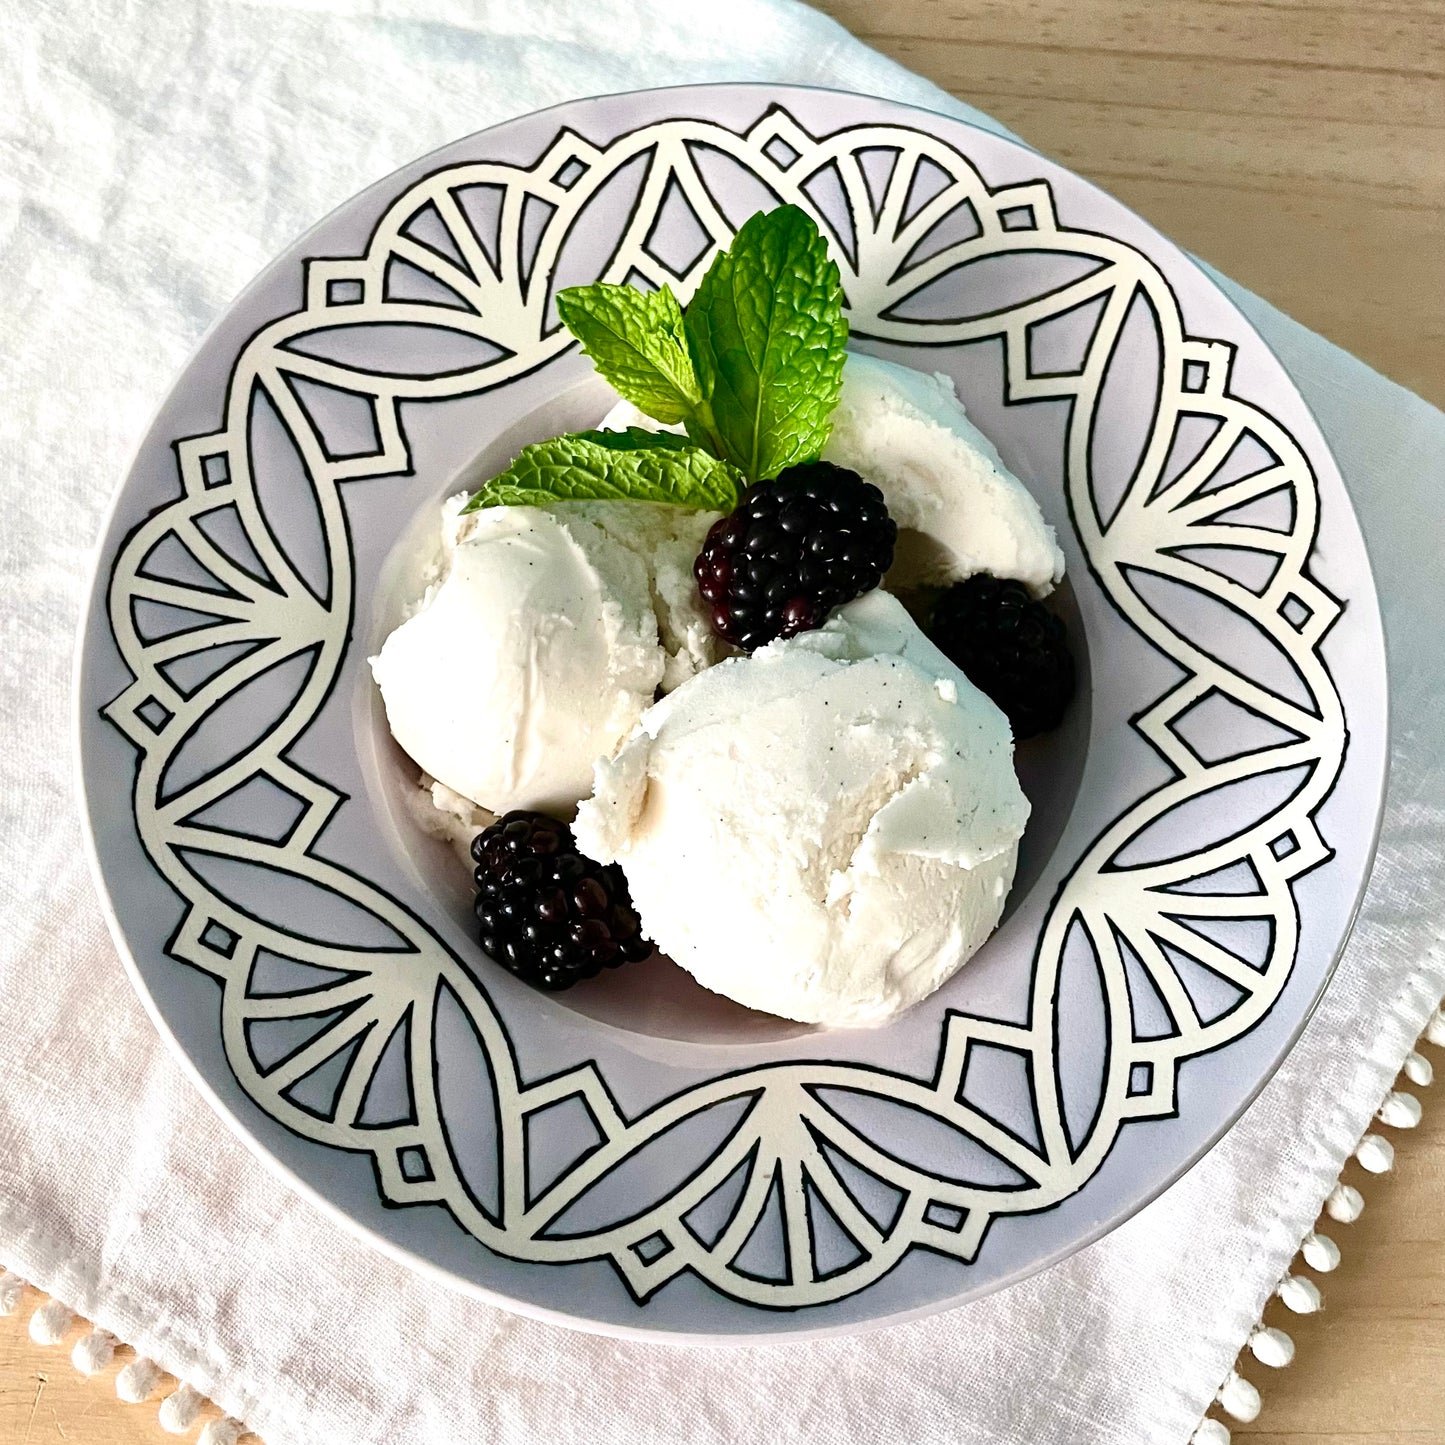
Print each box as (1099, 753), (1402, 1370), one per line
(2, 3), (1442, 1443)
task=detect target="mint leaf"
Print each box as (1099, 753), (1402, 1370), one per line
(555, 283), (703, 426)
(569, 427), (695, 454)
(683, 205), (848, 481)
(462, 430), (741, 513)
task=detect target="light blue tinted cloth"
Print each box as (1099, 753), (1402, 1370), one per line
(1, 2), (1441, 1442)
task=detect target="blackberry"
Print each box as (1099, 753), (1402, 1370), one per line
(928, 575), (1075, 740)
(470, 811), (651, 991)
(694, 461), (897, 651)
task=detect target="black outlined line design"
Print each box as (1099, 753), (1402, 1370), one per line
(100, 106), (1347, 1311)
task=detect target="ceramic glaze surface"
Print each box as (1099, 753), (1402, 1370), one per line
(77, 86), (1387, 1337)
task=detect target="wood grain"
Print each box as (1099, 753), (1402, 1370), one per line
(818, 0), (1445, 408)
(1220, 1054), (1445, 1443)
(2, 2), (1440, 1441)
(0, 1293), (240, 1443)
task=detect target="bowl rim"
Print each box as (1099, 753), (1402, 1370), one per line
(73, 78), (1391, 1343)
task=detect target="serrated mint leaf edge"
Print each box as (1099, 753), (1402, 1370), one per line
(681, 204), (849, 481)
(461, 433), (741, 514)
(555, 283), (701, 427)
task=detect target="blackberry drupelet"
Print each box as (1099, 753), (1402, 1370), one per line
(694, 460), (897, 651)
(928, 575), (1075, 740)
(471, 810), (651, 991)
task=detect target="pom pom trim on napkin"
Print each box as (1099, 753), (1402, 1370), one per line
(1191, 1002), (1445, 1443)
(0, 1274), (247, 1442)
(0, 1006), (1438, 1445)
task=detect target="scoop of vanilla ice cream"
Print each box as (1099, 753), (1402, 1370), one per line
(372, 498), (664, 817)
(558, 502), (729, 691)
(821, 352), (1063, 594)
(598, 350), (1063, 596)
(574, 590), (1029, 1028)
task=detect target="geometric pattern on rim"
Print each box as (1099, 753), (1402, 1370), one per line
(100, 107), (1344, 1308)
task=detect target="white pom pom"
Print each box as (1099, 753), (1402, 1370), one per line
(1378, 1091), (1422, 1128)
(199, 1417), (245, 1445)
(1404, 1050), (1433, 1086)
(1249, 1324), (1295, 1368)
(1191, 1418), (1231, 1444)
(116, 1356), (162, 1403)
(1355, 1133), (1395, 1173)
(1217, 1369), (1261, 1421)
(72, 1329), (116, 1375)
(29, 1299), (73, 1346)
(159, 1382), (204, 1433)
(1277, 1274), (1323, 1313)
(1300, 1230), (1341, 1272)
(0, 1272), (24, 1316)
(1424, 1007), (1445, 1048)
(1325, 1182), (1364, 1222)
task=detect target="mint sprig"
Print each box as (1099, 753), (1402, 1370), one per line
(684, 206), (848, 481)
(465, 206), (847, 516)
(462, 428), (741, 514)
(556, 205), (848, 483)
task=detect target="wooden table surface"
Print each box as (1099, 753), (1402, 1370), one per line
(3, 2), (1441, 1441)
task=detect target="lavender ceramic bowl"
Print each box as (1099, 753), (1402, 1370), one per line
(77, 84), (1387, 1338)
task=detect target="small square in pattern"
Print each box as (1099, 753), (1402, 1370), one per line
(763, 136), (801, 168)
(924, 1201), (965, 1231)
(632, 1232), (671, 1263)
(327, 278), (364, 306)
(400, 1146), (433, 1182)
(1000, 205), (1036, 231)
(1270, 833), (1299, 860)
(200, 920), (238, 958)
(1183, 360), (1209, 392)
(1128, 1062), (1153, 1097)
(551, 157), (587, 189)
(1281, 595), (1313, 630)
(201, 453), (230, 488)
(136, 697), (173, 733)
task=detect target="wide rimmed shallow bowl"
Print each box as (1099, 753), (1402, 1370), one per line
(76, 83), (1387, 1339)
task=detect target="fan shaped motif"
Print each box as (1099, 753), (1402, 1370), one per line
(101, 107), (1346, 1309)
